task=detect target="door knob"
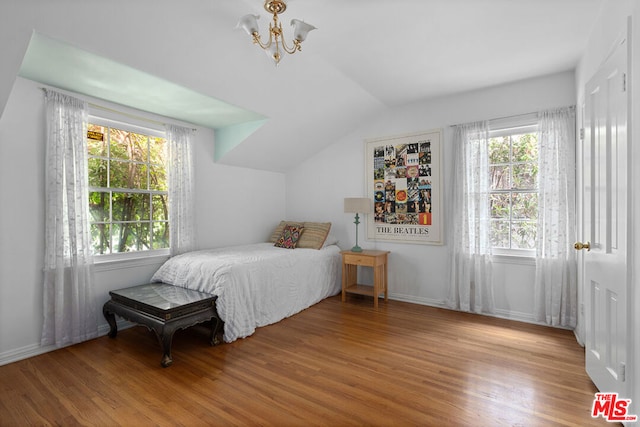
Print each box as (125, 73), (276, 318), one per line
(574, 241), (591, 251)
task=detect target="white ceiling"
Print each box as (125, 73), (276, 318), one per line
(308, 0), (604, 106)
(0, 0), (605, 172)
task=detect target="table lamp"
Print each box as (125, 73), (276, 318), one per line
(344, 197), (372, 252)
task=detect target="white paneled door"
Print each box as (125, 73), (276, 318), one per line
(581, 33), (629, 400)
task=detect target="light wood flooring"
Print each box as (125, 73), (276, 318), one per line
(0, 296), (609, 426)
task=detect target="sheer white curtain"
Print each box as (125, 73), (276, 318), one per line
(533, 106), (577, 327)
(166, 124), (196, 256)
(42, 90), (98, 347)
(448, 121), (495, 314)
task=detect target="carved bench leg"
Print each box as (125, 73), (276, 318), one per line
(210, 317), (223, 346)
(102, 302), (118, 338)
(156, 325), (177, 368)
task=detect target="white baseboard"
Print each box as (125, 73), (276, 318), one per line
(492, 308), (544, 326)
(387, 292), (446, 308)
(0, 342), (58, 367)
(388, 292), (557, 328)
(0, 319), (133, 367)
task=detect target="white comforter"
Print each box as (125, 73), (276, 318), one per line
(151, 243), (341, 342)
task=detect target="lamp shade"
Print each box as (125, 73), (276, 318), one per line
(344, 198), (372, 214)
(291, 19), (316, 42)
(237, 14), (260, 36)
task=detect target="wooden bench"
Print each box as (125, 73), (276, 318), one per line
(102, 283), (221, 367)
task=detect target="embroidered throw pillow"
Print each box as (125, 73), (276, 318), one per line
(269, 220), (304, 243)
(274, 225), (304, 249)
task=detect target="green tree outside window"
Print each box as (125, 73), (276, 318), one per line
(87, 123), (169, 254)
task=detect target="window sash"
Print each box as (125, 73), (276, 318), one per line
(87, 118), (168, 256)
(487, 124), (539, 255)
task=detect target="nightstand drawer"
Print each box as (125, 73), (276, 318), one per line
(343, 253), (375, 266)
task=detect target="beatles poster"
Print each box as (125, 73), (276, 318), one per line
(365, 129), (443, 245)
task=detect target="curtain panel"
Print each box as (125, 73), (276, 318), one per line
(533, 106), (577, 328)
(41, 89), (98, 347)
(166, 124), (196, 256)
(447, 121), (495, 314)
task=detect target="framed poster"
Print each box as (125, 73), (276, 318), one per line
(365, 129), (443, 245)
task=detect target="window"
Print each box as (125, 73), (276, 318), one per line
(488, 125), (538, 254)
(87, 119), (169, 255)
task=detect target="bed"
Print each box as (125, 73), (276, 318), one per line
(150, 222), (341, 343)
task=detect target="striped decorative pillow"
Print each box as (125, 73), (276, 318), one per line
(297, 222), (331, 250)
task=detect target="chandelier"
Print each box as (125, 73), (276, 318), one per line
(237, 0), (316, 65)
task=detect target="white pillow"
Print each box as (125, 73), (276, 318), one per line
(322, 234), (339, 248)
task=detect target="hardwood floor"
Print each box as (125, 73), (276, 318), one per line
(0, 296), (609, 426)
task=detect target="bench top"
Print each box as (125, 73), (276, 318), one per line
(109, 283), (216, 317)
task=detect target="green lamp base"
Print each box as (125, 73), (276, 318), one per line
(351, 213), (364, 253)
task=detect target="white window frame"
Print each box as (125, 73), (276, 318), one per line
(488, 120), (539, 258)
(88, 114), (170, 262)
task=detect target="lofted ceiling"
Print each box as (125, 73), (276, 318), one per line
(0, 0), (605, 172)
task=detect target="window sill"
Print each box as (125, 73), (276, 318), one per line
(94, 250), (169, 272)
(491, 253), (536, 266)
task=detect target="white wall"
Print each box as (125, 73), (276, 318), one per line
(286, 70), (576, 322)
(575, 0), (640, 417)
(0, 77), (286, 364)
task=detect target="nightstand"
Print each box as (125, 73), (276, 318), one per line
(341, 250), (390, 308)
